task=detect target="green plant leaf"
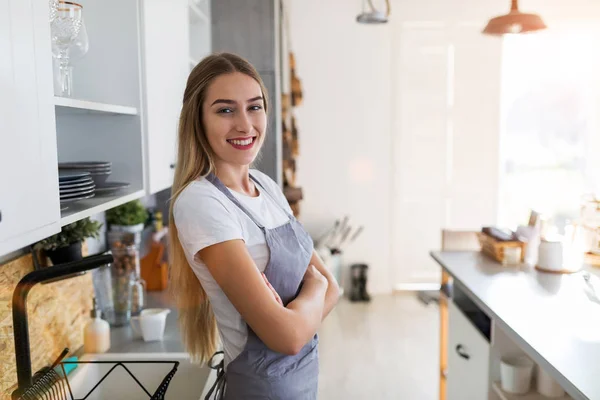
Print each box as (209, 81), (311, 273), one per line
(105, 200), (148, 226)
(36, 217), (103, 251)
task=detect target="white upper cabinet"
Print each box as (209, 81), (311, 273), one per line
(0, 0), (61, 255)
(140, 0), (190, 195)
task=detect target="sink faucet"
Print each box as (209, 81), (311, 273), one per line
(11, 253), (113, 399)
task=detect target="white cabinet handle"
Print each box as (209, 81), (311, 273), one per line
(455, 344), (470, 360)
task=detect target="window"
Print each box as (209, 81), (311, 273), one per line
(499, 25), (600, 232)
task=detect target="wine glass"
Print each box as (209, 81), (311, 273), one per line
(50, 1), (83, 97)
(70, 17), (89, 60)
(49, 0), (59, 22)
(53, 16), (88, 60)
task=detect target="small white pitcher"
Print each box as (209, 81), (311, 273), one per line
(131, 308), (171, 342)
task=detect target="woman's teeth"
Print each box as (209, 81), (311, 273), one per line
(229, 138), (253, 146)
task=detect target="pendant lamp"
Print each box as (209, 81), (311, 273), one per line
(483, 0), (547, 35)
(356, 0), (390, 24)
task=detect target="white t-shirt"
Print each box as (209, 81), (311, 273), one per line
(173, 169), (294, 366)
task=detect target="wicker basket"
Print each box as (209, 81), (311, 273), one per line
(477, 232), (526, 263)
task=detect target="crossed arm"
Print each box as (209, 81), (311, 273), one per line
(198, 241), (341, 355)
(307, 250), (340, 320)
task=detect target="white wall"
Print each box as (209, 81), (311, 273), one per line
(288, 1), (393, 294)
(288, 0), (600, 294)
(288, 0), (505, 294)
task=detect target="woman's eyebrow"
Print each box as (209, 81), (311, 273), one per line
(210, 96), (263, 106)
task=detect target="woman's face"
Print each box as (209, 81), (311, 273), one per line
(202, 72), (267, 168)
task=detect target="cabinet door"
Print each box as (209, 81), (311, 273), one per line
(141, 0), (189, 194)
(0, 0), (60, 256)
(447, 301), (490, 400)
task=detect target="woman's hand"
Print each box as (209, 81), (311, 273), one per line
(303, 265), (329, 289)
(307, 252), (341, 321)
(262, 273), (283, 305)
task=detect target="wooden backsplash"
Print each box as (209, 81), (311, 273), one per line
(0, 252), (93, 399)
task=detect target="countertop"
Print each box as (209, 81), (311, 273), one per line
(431, 251), (600, 400)
(108, 290), (184, 353)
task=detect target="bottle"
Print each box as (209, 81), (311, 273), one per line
(154, 211), (163, 232)
(84, 298), (111, 353)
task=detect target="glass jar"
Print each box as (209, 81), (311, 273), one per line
(92, 263), (134, 327)
(110, 242), (146, 316)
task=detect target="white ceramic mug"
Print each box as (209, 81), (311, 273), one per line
(537, 367), (566, 397)
(537, 238), (564, 271)
(500, 356), (534, 394)
(130, 308), (170, 342)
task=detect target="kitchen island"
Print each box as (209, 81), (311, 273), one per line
(431, 251), (600, 400)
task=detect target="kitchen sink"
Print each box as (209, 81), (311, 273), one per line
(65, 352), (216, 400)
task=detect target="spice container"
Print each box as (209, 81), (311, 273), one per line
(109, 236), (146, 316)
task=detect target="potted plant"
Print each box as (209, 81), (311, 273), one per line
(106, 200), (148, 234)
(36, 217), (102, 265)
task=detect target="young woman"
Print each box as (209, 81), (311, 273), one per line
(169, 53), (341, 399)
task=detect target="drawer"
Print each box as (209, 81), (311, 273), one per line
(447, 300), (490, 400)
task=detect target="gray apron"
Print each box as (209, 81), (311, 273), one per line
(204, 173), (319, 400)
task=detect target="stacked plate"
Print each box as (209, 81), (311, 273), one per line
(59, 171), (95, 203)
(58, 161), (131, 196)
(59, 161), (112, 185)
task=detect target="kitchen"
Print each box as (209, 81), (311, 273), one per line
(2, 0), (600, 399)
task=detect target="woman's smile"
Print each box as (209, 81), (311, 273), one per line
(226, 136), (257, 150)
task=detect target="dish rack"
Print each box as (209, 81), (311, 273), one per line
(477, 232), (527, 263)
(11, 253), (181, 400)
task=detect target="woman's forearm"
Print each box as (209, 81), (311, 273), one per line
(285, 279), (327, 352)
(309, 251), (341, 320)
(273, 252), (341, 353)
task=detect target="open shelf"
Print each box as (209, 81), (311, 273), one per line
(54, 96), (139, 116)
(189, 0), (209, 24)
(60, 188), (146, 226)
(492, 382), (572, 400)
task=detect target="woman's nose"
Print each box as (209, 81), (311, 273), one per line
(234, 110), (252, 133)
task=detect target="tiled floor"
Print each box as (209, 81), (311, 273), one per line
(317, 293), (439, 400)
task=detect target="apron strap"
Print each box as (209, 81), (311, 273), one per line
(206, 173), (265, 230)
(205, 351), (226, 400)
(249, 174), (295, 221)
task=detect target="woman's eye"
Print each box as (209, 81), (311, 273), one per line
(217, 108), (233, 114)
(249, 105), (263, 111)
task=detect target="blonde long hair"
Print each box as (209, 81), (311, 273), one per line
(168, 53), (269, 363)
